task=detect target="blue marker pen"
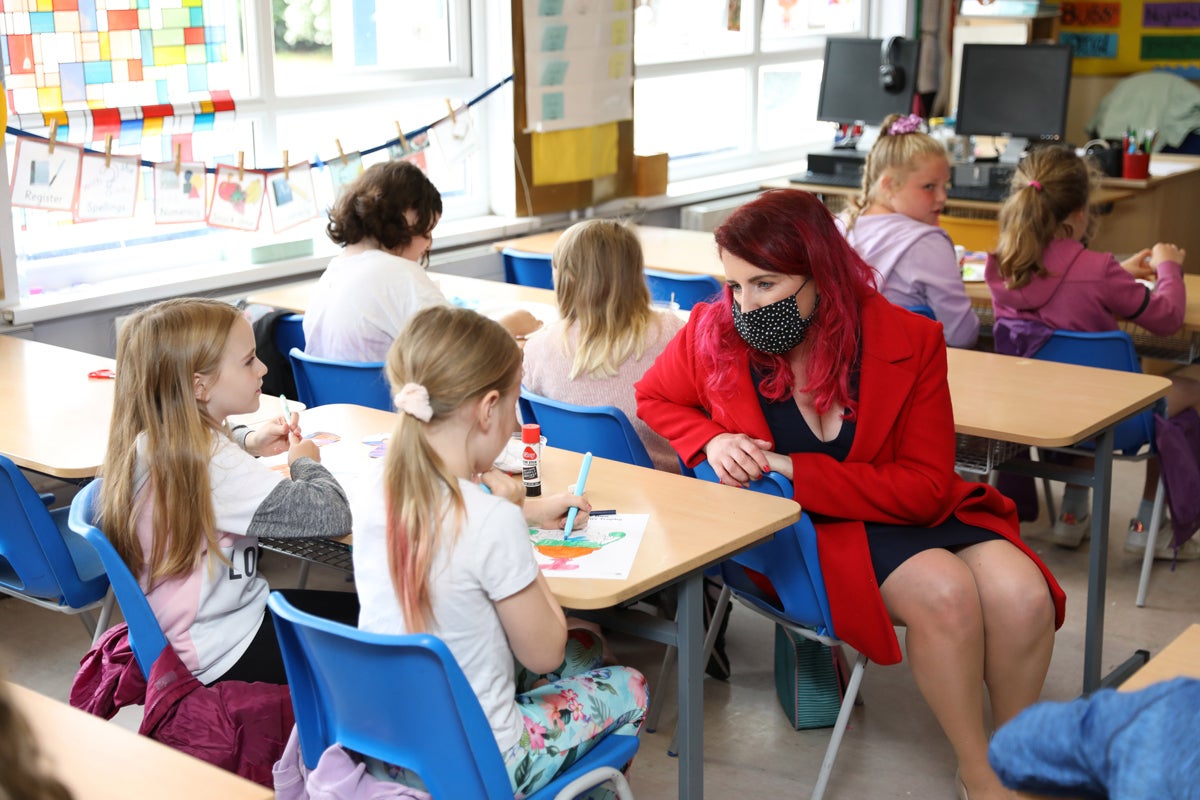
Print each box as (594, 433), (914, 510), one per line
(562, 452), (593, 540)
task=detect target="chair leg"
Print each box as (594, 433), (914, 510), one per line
(296, 561), (311, 590)
(550, 766), (634, 800)
(1034, 447), (1057, 523)
(642, 644), (675, 735)
(1135, 477), (1167, 608)
(91, 589), (117, 645)
(811, 651), (868, 800)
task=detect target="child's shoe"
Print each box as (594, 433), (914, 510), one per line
(1051, 511), (1090, 548)
(1125, 517), (1200, 561)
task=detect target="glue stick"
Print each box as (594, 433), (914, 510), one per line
(521, 423), (542, 497)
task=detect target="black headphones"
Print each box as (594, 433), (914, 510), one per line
(879, 36), (905, 93)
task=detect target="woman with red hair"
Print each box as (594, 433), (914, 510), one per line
(636, 189), (1065, 800)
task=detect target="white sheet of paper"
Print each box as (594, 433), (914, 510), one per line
(529, 513), (647, 580)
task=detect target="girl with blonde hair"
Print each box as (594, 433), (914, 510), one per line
(98, 297), (356, 685)
(987, 145), (1200, 556)
(352, 305), (647, 797)
(840, 113), (979, 348)
(523, 218), (685, 471)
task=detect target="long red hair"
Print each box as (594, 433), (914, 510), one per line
(705, 189), (876, 416)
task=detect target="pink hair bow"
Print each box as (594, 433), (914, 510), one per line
(887, 114), (924, 136)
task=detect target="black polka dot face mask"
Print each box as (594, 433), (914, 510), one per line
(730, 277), (819, 355)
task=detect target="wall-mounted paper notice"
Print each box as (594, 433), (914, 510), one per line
(523, 1), (634, 132)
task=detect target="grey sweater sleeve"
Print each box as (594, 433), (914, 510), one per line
(246, 457), (352, 540)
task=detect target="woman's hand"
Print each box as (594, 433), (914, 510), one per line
(1119, 248), (1154, 279)
(1150, 242), (1186, 268)
(763, 450), (794, 481)
(477, 468), (526, 509)
(526, 492), (591, 530)
(703, 432), (773, 486)
(245, 412), (301, 457)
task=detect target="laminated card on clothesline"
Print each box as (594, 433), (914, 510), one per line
(328, 152), (364, 202)
(9, 138), (82, 212)
(207, 165), (266, 231)
(529, 513), (648, 580)
(75, 152), (139, 221)
(267, 162), (319, 233)
(153, 161), (209, 224)
(389, 132), (430, 172)
(428, 105), (479, 165)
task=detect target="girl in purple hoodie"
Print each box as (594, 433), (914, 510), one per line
(987, 145), (1200, 558)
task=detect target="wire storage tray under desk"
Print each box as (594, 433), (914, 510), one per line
(259, 537), (353, 572)
(955, 434), (1024, 475)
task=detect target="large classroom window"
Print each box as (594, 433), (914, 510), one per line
(4, 0), (487, 300)
(3, 0), (892, 306)
(633, 0), (869, 179)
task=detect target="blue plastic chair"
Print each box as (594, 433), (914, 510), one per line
(644, 270), (722, 311)
(274, 313), (307, 358)
(1029, 329), (1166, 607)
(905, 304), (937, 320)
(0, 455), (112, 642)
(68, 480), (170, 678)
(267, 592), (638, 799)
(687, 461), (866, 800)
(288, 347), (391, 411)
(500, 248), (555, 289)
(519, 388), (654, 468)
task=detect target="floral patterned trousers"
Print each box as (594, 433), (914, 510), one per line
(504, 629), (648, 799)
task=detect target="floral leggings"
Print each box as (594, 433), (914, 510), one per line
(504, 628), (648, 799)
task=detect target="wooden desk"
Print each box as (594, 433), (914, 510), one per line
(247, 272), (558, 313)
(265, 403), (801, 800)
(7, 681), (273, 800)
(1120, 624), (1200, 692)
(495, 225), (725, 280)
(0, 334), (298, 480)
(948, 348), (1171, 692)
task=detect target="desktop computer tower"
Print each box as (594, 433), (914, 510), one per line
(806, 150), (866, 179)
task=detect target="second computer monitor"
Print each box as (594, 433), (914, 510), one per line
(954, 43), (1073, 143)
(816, 36), (920, 126)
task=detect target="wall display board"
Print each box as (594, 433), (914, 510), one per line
(1059, 1), (1200, 76)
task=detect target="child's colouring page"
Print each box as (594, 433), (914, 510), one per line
(207, 165), (265, 231)
(529, 513), (647, 580)
(267, 162), (319, 232)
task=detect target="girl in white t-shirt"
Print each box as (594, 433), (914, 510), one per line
(352, 305), (647, 798)
(98, 298), (358, 686)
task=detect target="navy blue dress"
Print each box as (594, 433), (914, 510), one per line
(755, 380), (1000, 586)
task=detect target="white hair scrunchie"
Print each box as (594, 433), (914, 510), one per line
(394, 383), (433, 422)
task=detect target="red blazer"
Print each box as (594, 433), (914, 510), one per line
(635, 292), (1066, 665)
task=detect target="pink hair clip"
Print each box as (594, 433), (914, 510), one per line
(887, 114), (924, 136)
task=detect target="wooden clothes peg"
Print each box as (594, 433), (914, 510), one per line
(48, 119), (58, 154)
(336, 139), (347, 166)
(174, 143), (183, 175)
(444, 99), (456, 125)
(395, 121), (408, 153)
(104, 134), (113, 168)
(237, 151), (244, 181)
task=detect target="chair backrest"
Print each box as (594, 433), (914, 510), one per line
(288, 347), (392, 411)
(1032, 330), (1154, 455)
(644, 269), (722, 311)
(267, 592), (511, 795)
(519, 388), (654, 468)
(0, 455), (109, 609)
(68, 481), (169, 678)
(905, 304), (937, 320)
(500, 248), (555, 289)
(274, 313), (307, 357)
(692, 460), (835, 638)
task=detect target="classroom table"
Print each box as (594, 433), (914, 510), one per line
(247, 272), (559, 316)
(256, 402), (802, 800)
(494, 225), (724, 280)
(7, 681), (273, 800)
(1119, 623), (1200, 692)
(0, 333), (299, 480)
(947, 348), (1171, 692)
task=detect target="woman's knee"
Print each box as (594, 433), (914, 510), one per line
(884, 556), (982, 634)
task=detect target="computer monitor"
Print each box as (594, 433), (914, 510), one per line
(816, 36), (920, 127)
(954, 43), (1073, 145)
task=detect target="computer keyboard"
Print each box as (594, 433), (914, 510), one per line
(790, 171), (862, 189)
(946, 184), (1009, 202)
